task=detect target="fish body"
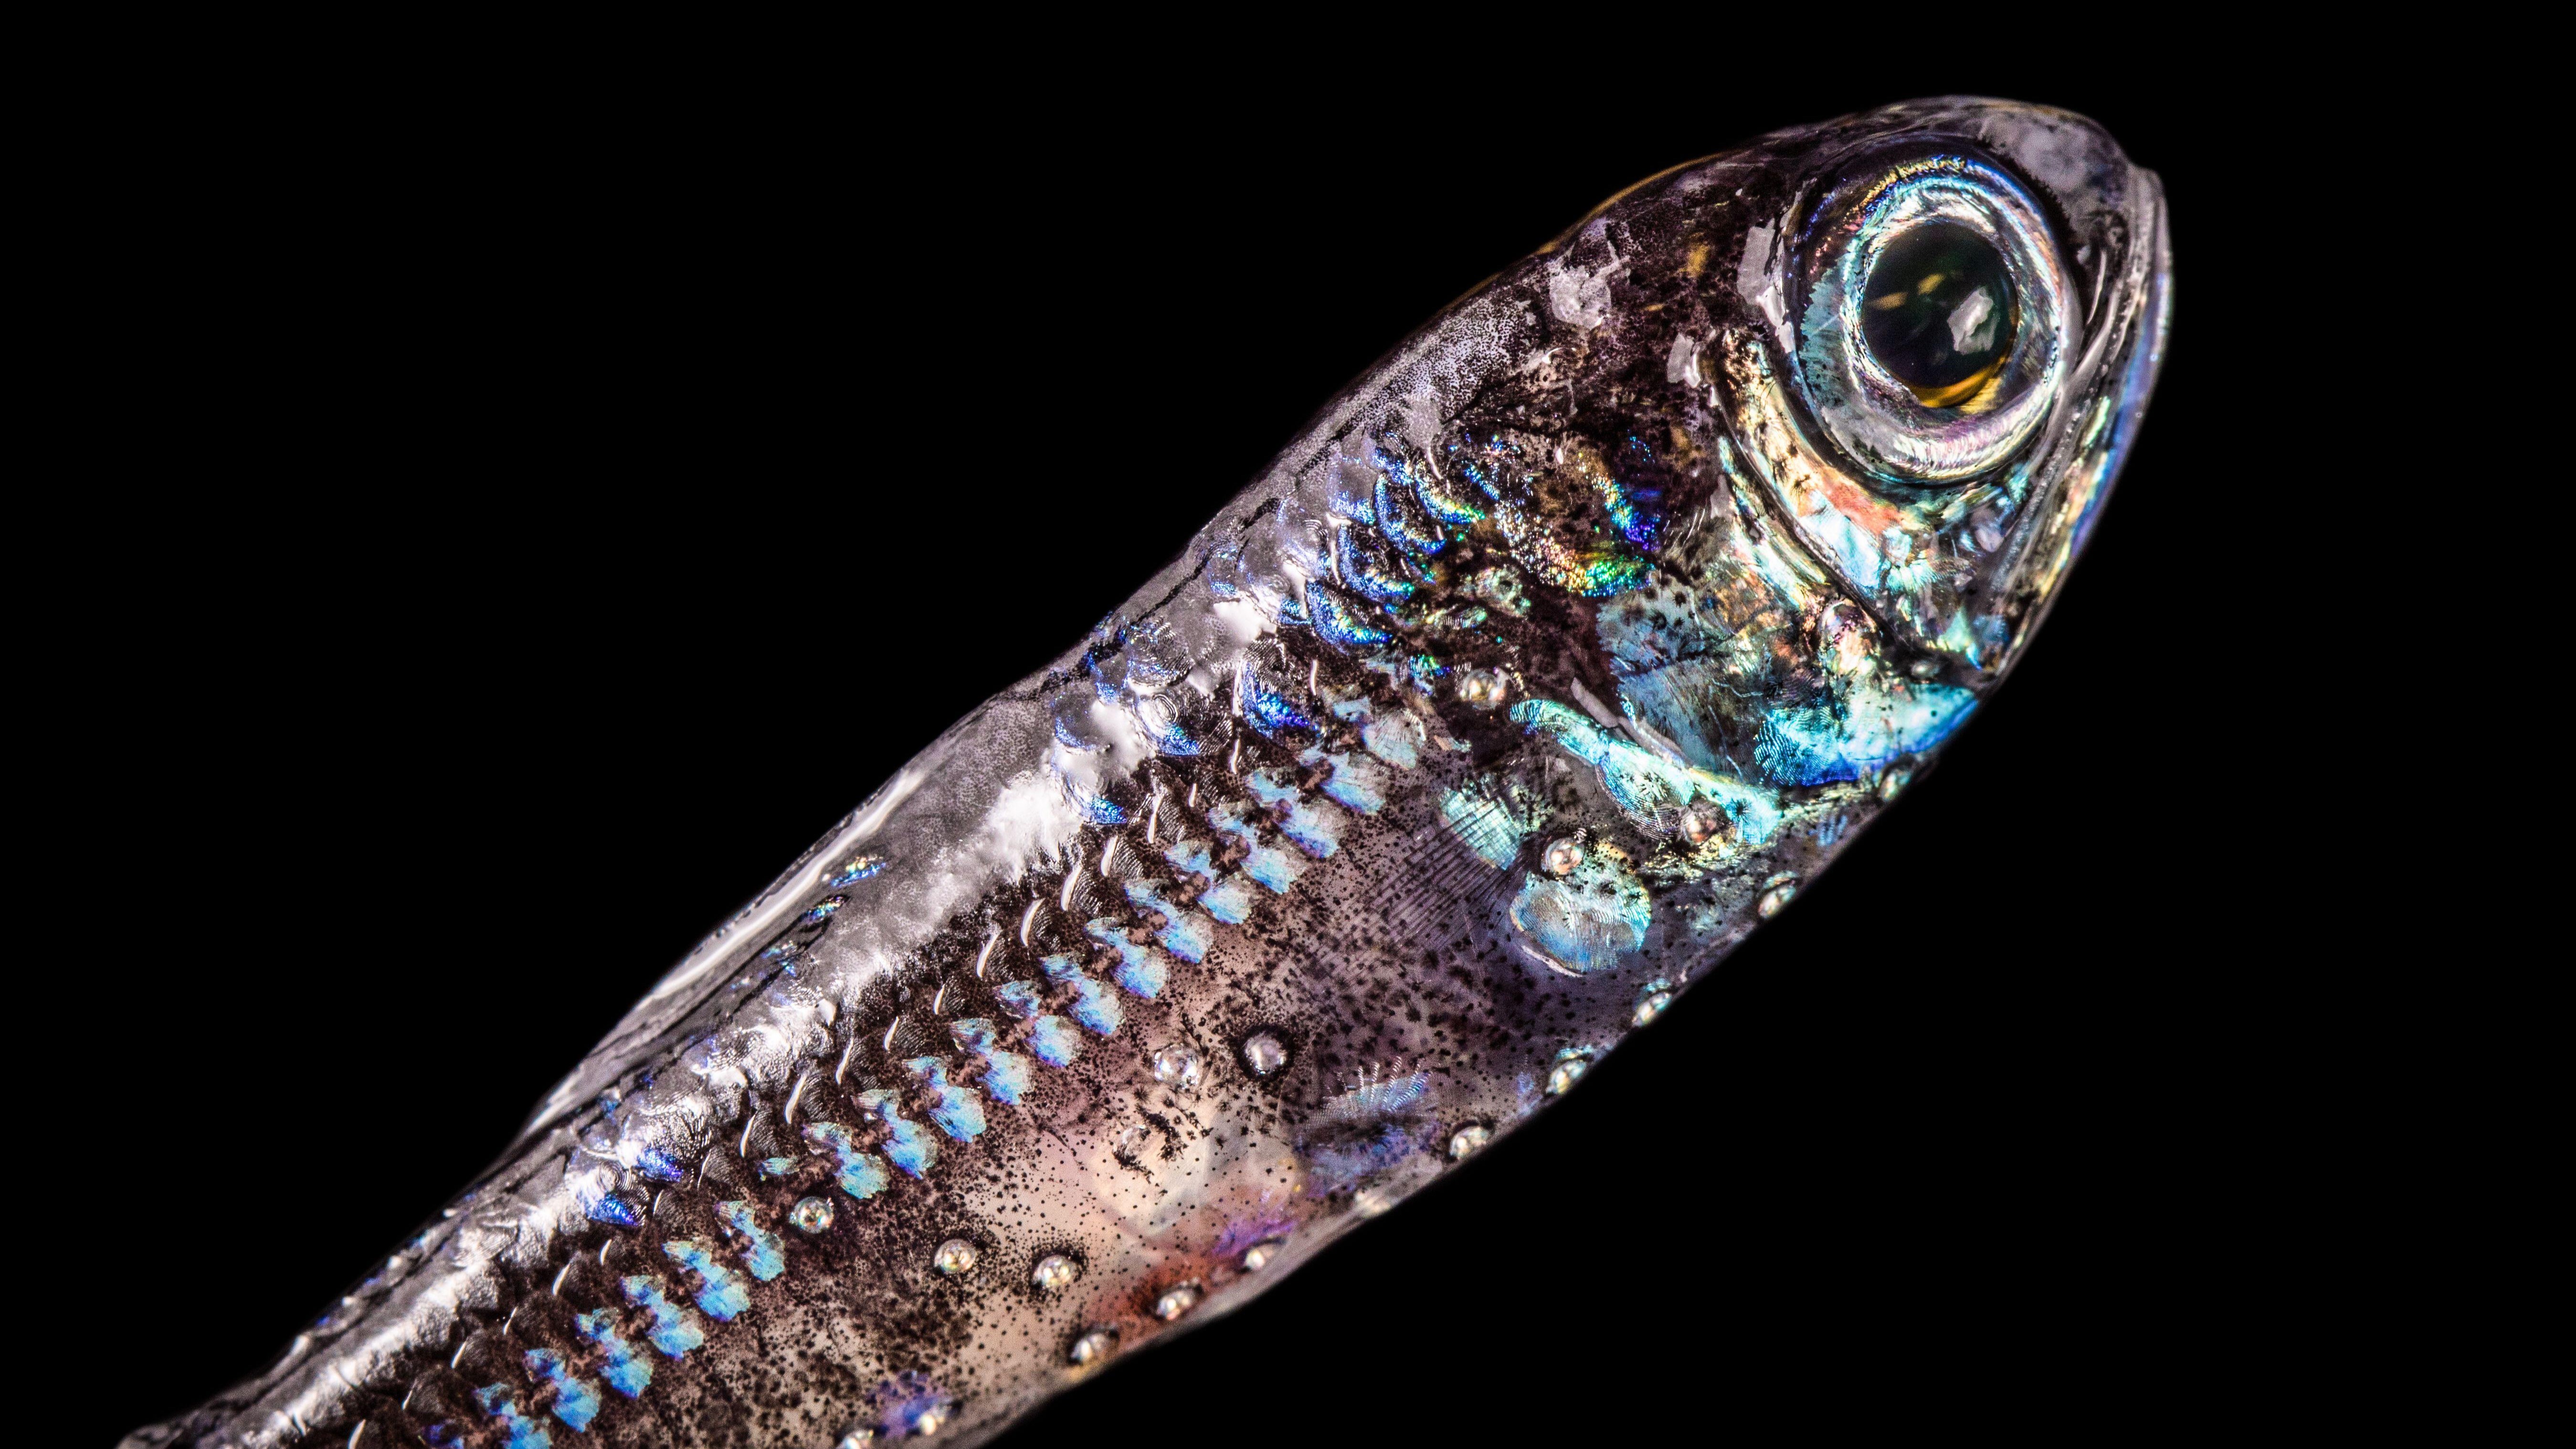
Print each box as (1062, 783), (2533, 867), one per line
(134, 97), (2167, 1449)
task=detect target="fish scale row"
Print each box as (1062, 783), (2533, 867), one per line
(415, 671), (1422, 1447)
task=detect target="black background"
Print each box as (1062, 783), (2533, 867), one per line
(37, 44), (2396, 1447)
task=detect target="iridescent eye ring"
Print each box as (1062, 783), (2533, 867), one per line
(1794, 152), (2073, 484)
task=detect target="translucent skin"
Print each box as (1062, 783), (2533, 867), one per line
(132, 98), (2166, 1449)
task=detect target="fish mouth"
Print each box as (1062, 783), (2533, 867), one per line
(2134, 166), (2174, 413)
(2087, 159), (2172, 539)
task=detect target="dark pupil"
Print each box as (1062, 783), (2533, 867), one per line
(1858, 222), (2016, 409)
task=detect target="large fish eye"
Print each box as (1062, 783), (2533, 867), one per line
(1859, 222), (2016, 407)
(1793, 153), (2071, 484)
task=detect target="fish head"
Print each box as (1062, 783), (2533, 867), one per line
(1716, 96), (2170, 677)
(1522, 98), (2169, 787)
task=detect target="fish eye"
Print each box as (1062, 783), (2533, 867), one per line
(1858, 222), (2015, 408)
(1792, 152), (2072, 484)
